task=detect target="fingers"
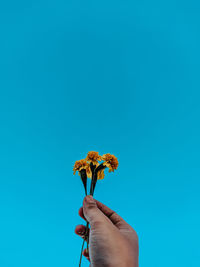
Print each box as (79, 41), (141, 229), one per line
(79, 196), (128, 229)
(83, 248), (90, 261)
(95, 200), (127, 228)
(83, 195), (108, 228)
(74, 225), (90, 262)
(78, 207), (85, 221)
(75, 224), (91, 243)
(74, 224), (87, 237)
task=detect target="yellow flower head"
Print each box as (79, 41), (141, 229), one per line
(73, 159), (92, 178)
(85, 151), (102, 166)
(97, 169), (105, 180)
(102, 153), (119, 172)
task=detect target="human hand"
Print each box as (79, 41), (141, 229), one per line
(75, 195), (139, 267)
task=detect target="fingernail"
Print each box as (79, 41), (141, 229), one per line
(85, 195), (94, 203)
(78, 230), (85, 235)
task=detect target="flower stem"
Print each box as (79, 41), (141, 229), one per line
(86, 222), (89, 251)
(92, 164), (106, 195)
(80, 169), (87, 195)
(79, 186), (88, 267)
(79, 238), (86, 267)
(79, 222), (89, 267)
(79, 163), (106, 266)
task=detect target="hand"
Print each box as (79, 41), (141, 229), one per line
(75, 195), (139, 267)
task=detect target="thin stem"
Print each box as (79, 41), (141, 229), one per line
(79, 238), (85, 267)
(79, 163), (106, 266)
(79, 184), (88, 267)
(86, 222), (89, 252)
(89, 163), (96, 195)
(80, 169), (87, 195)
(92, 164), (106, 195)
(79, 222), (89, 267)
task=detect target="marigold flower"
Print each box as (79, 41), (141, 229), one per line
(102, 153), (119, 172)
(85, 151), (102, 166)
(73, 159), (92, 178)
(97, 169), (105, 180)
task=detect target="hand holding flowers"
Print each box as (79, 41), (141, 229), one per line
(73, 151), (119, 266)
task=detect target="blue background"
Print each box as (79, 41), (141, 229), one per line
(0, 1), (200, 266)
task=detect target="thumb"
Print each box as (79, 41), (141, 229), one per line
(83, 195), (107, 228)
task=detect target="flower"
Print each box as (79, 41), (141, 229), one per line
(73, 159), (92, 178)
(102, 153), (119, 172)
(97, 169), (105, 180)
(85, 151), (102, 166)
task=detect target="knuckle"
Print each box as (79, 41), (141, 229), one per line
(90, 219), (103, 229)
(86, 201), (97, 209)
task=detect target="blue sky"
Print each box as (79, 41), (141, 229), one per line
(0, 1), (200, 266)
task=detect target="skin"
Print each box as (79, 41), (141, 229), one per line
(75, 195), (139, 267)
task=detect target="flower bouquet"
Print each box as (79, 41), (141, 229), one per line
(73, 151), (119, 266)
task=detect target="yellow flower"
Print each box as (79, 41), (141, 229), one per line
(85, 151), (102, 166)
(97, 169), (105, 180)
(73, 159), (92, 178)
(102, 153), (119, 172)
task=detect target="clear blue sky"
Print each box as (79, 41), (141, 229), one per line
(0, 1), (200, 266)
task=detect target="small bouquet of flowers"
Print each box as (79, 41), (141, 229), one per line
(73, 151), (119, 266)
